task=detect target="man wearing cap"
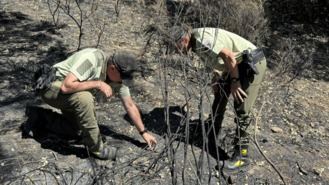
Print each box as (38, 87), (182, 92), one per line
(170, 26), (266, 170)
(40, 48), (157, 160)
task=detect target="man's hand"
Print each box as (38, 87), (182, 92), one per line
(122, 96), (157, 151)
(98, 81), (113, 98)
(141, 132), (157, 150)
(219, 48), (246, 103)
(231, 81), (247, 103)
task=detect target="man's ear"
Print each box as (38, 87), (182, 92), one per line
(108, 64), (116, 71)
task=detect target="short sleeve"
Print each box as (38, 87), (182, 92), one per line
(192, 28), (226, 70)
(194, 28), (225, 55)
(118, 85), (131, 98)
(70, 54), (98, 81)
(110, 83), (131, 98)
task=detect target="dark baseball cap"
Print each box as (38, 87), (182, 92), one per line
(111, 52), (140, 80)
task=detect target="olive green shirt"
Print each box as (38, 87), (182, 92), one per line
(192, 28), (257, 71)
(53, 48), (131, 97)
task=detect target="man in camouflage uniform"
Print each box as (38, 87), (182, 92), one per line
(171, 26), (266, 170)
(40, 48), (157, 160)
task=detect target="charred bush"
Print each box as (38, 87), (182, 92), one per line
(267, 36), (314, 80)
(166, 0), (269, 45)
(265, 0), (329, 31)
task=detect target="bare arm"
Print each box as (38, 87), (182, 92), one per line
(219, 48), (247, 102)
(219, 48), (239, 79)
(60, 72), (112, 97)
(121, 96), (157, 149)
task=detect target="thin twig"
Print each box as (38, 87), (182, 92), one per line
(252, 101), (287, 185)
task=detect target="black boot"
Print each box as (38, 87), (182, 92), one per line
(91, 146), (118, 161)
(86, 135), (118, 161)
(222, 144), (249, 170)
(222, 116), (251, 170)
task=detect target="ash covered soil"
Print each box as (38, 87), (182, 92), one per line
(0, 0), (329, 184)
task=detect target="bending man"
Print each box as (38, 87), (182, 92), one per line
(171, 26), (266, 170)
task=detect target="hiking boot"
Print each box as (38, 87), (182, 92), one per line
(215, 157), (250, 171)
(227, 144), (249, 169)
(232, 144), (249, 158)
(91, 146), (118, 161)
(222, 157), (250, 170)
(216, 145), (250, 171)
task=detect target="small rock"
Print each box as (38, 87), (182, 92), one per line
(0, 80), (9, 89)
(290, 128), (298, 136)
(310, 122), (316, 128)
(271, 126), (283, 133)
(3, 49), (10, 55)
(313, 167), (324, 176)
(256, 161), (265, 166)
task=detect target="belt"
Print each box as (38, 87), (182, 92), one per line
(244, 48), (265, 64)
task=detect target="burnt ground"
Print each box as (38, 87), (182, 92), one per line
(0, 0), (329, 185)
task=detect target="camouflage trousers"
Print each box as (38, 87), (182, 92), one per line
(41, 81), (103, 153)
(208, 58), (267, 159)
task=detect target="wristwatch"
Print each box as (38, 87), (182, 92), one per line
(139, 129), (148, 135)
(231, 77), (240, 83)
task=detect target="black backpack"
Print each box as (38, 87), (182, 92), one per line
(33, 64), (57, 93)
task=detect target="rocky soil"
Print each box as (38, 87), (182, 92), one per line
(0, 0), (328, 185)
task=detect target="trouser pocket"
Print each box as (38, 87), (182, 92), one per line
(42, 81), (62, 100)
